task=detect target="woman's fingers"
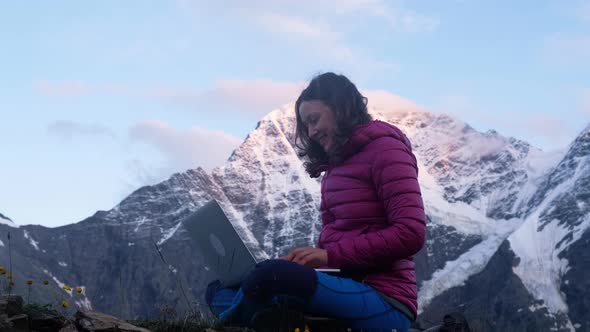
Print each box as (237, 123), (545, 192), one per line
(295, 249), (325, 267)
(280, 247), (328, 268)
(283, 247), (313, 262)
(293, 250), (315, 266)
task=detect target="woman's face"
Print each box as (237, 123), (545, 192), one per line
(298, 100), (338, 153)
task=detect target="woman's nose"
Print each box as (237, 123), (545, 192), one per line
(308, 126), (317, 138)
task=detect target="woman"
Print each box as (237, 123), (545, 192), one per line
(207, 72), (426, 331)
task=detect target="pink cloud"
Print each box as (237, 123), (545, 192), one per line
(149, 79), (305, 116)
(433, 93), (575, 147)
(36, 79), (304, 116)
(129, 120), (242, 172)
(363, 90), (425, 112)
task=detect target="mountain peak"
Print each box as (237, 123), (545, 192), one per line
(562, 122), (590, 160)
(573, 124), (590, 157)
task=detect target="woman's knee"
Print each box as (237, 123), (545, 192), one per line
(241, 259), (318, 302)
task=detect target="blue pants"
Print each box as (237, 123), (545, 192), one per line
(207, 260), (411, 331)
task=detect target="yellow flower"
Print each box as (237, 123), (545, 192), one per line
(7, 273), (12, 279)
(304, 325), (310, 332)
(63, 285), (72, 291)
(62, 300), (69, 308)
(295, 328), (300, 332)
(27, 279), (33, 285)
(76, 287), (83, 294)
(43, 280), (49, 285)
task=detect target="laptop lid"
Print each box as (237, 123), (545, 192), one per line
(182, 199), (257, 286)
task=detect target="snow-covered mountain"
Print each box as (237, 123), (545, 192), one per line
(1, 101), (588, 331)
(509, 124), (590, 331)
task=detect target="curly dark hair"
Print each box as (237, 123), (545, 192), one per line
(294, 72), (372, 178)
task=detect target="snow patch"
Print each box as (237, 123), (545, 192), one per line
(128, 242), (135, 246)
(134, 217), (147, 232)
(418, 218), (522, 313)
(157, 222), (182, 246)
(75, 297), (93, 310)
(43, 269), (73, 297)
(74, 286), (92, 309)
(529, 303), (545, 312)
(0, 239), (4, 247)
(58, 261), (68, 267)
(511, 212), (590, 316)
(23, 230), (40, 251)
(168, 265), (177, 274)
(509, 161), (590, 317)
(419, 161), (498, 236)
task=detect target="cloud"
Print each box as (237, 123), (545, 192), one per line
(243, 1), (436, 69)
(36, 80), (129, 97)
(579, 0), (590, 22)
(47, 121), (117, 141)
(121, 158), (171, 191)
(37, 81), (93, 97)
(153, 79), (305, 116)
(251, 12), (356, 63)
(543, 34), (590, 65)
(255, 12), (339, 40)
(524, 114), (571, 139)
(397, 10), (440, 33)
(433, 93), (574, 147)
(129, 120), (242, 172)
(37, 79), (305, 117)
(363, 89), (425, 112)
(177, 0), (436, 73)
(250, 0), (440, 33)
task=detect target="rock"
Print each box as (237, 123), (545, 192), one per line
(75, 310), (151, 332)
(29, 310), (67, 332)
(0, 298), (6, 313)
(2, 295), (24, 317)
(6, 313), (28, 331)
(59, 322), (81, 332)
(0, 313), (14, 331)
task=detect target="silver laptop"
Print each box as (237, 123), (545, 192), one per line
(182, 199), (340, 287)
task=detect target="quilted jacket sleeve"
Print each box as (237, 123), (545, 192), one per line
(326, 136), (427, 270)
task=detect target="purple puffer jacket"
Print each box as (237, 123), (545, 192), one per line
(317, 120), (426, 317)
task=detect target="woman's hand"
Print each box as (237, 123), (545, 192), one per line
(280, 247), (328, 268)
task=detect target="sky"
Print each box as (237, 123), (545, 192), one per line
(1, 0), (589, 227)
